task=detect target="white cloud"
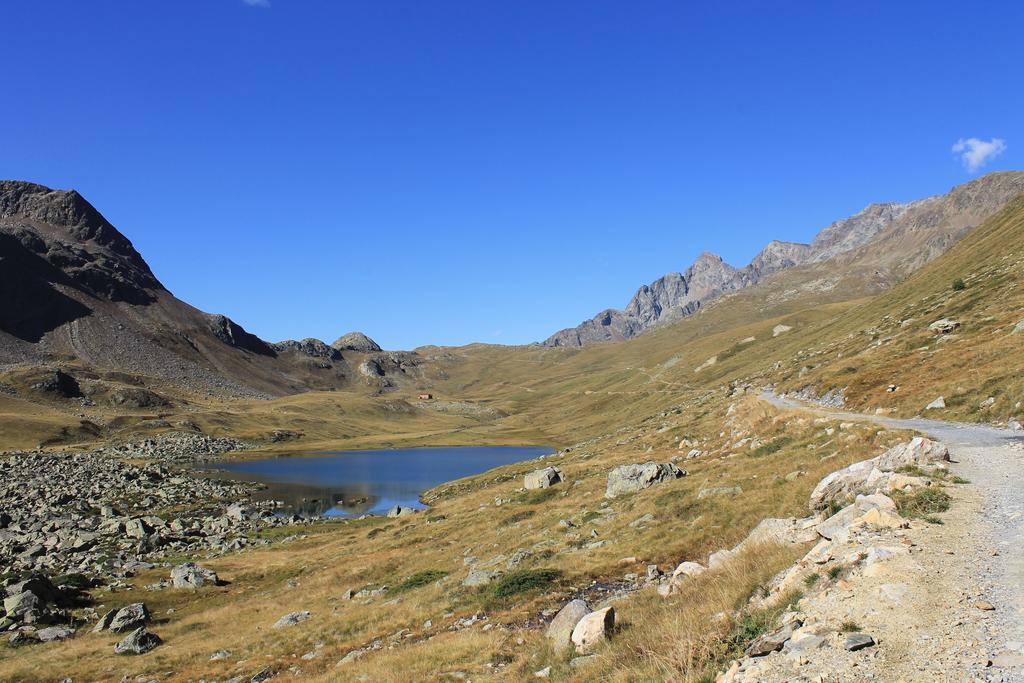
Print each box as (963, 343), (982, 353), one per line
(242, 0), (271, 7)
(952, 137), (1007, 172)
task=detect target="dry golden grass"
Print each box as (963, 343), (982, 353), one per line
(563, 543), (802, 683)
(773, 196), (1024, 421)
(0, 395), (910, 681)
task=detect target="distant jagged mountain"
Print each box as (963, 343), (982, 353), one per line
(544, 172), (1024, 347)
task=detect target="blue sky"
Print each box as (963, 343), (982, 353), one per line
(2, 2), (1020, 349)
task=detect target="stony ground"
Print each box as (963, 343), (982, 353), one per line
(0, 432), (310, 642)
(740, 394), (1024, 682)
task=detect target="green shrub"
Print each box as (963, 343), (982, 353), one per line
(724, 591), (802, 658)
(840, 619), (861, 632)
(500, 510), (535, 526)
(53, 573), (91, 590)
(517, 487), (559, 505)
(952, 278), (966, 291)
(750, 437), (792, 458)
(491, 569), (561, 598)
(893, 488), (951, 520)
(393, 570), (448, 593)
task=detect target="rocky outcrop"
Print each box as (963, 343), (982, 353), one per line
(273, 611), (311, 629)
(546, 599), (590, 653)
(570, 606), (615, 654)
(332, 331), (382, 353)
(710, 438), (957, 681)
(272, 338), (342, 361)
(605, 462), (685, 498)
(114, 627), (161, 655)
(386, 505), (415, 518)
(524, 467), (563, 490)
(206, 314), (276, 356)
(170, 562), (220, 588)
(808, 437), (949, 510)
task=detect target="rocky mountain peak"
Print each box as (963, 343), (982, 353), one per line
(0, 179), (165, 349)
(690, 251), (724, 267)
(0, 181), (152, 266)
(543, 171), (1024, 347)
(331, 331), (382, 353)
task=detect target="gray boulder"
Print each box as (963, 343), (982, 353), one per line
(745, 621), (799, 656)
(524, 467), (563, 490)
(386, 505), (415, 518)
(114, 627), (162, 655)
(546, 599), (590, 653)
(124, 517), (152, 539)
(8, 631), (38, 647)
(605, 462), (685, 498)
(844, 632), (876, 651)
(36, 626), (75, 642)
(273, 610), (311, 628)
(108, 603), (151, 633)
(928, 319), (960, 334)
(170, 562), (220, 588)
(3, 590), (42, 620)
(463, 569), (501, 587)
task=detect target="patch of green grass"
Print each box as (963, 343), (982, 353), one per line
(52, 573), (91, 590)
(750, 436), (793, 458)
(653, 489), (686, 507)
(724, 591), (802, 658)
(803, 573), (820, 588)
(893, 488), (951, 520)
(516, 487), (559, 505)
(499, 510), (535, 527)
(826, 565), (843, 581)
(393, 570), (448, 594)
(896, 465), (970, 485)
(952, 278), (966, 291)
(490, 568), (562, 598)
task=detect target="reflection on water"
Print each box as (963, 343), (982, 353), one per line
(200, 445), (553, 517)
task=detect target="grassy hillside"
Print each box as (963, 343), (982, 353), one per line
(771, 195), (1024, 423)
(0, 391), (912, 681)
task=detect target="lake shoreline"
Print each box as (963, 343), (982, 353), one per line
(198, 444), (554, 518)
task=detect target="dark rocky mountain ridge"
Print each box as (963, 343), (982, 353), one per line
(544, 173), (1024, 347)
(0, 181), (426, 399)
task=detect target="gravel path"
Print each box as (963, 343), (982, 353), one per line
(761, 391), (1024, 682)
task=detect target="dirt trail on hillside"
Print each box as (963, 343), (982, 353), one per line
(759, 391), (1024, 682)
